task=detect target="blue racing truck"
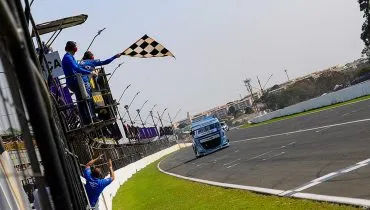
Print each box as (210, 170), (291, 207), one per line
(191, 116), (229, 157)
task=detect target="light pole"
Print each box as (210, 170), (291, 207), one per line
(159, 108), (168, 123)
(116, 84), (131, 142)
(157, 109), (170, 145)
(157, 108), (167, 134)
(134, 99), (149, 126)
(108, 62), (124, 82)
(167, 108), (182, 127)
(149, 111), (158, 136)
(85, 28), (106, 53)
(244, 78), (258, 111)
(284, 69), (290, 82)
(172, 108), (182, 123)
(122, 91), (140, 119)
(257, 76), (263, 93)
(117, 84), (131, 104)
(124, 105), (134, 145)
(263, 74), (273, 90)
(128, 91), (140, 110)
(157, 110), (165, 130)
(124, 105), (134, 126)
(136, 109), (145, 127)
(168, 112), (173, 126)
(144, 104), (157, 125)
(138, 100), (149, 113)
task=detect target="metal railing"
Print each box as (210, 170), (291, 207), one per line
(0, 1), (177, 210)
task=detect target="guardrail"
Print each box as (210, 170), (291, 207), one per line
(250, 81), (370, 124)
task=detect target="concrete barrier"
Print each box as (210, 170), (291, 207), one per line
(98, 143), (191, 210)
(250, 81), (370, 124)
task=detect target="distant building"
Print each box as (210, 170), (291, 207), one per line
(226, 96), (253, 113)
(192, 113), (208, 122)
(176, 118), (191, 127)
(186, 92), (258, 124)
(232, 99), (250, 111)
(209, 105), (228, 119)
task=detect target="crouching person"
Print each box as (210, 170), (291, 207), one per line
(84, 155), (115, 209)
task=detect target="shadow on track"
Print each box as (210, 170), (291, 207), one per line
(160, 157), (199, 172)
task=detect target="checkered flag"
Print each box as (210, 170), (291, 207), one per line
(122, 34), (174, 58)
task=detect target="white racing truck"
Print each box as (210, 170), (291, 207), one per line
(190, 116), (230, 157)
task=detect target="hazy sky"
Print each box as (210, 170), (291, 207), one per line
(30, 0), (364, 122)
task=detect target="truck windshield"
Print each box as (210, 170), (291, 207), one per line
(193, 123), (220, 136)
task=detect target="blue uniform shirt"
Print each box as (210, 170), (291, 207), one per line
(79, 55), (118, 83)
(62, 52), (91, 86)
(80, 55), (117, 69)
(84, 168), (113, 207)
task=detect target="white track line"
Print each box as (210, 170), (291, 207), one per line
(223, 158), (241, 166)
(248, 151), (273, 160)
(247, 142), (294, 161)
(341, 110), (358, 117)
(285, 141), (296, 146)
(315, 127), (330, 133)
(226, 163), (240, 168)
(262, 152), (285, 161)
(279, 158), (370, 197)
(158, 159), (370, 207)
(233, 118), (370, 143)
(213, 155), (229, 163)
(312, 172), (337, 183)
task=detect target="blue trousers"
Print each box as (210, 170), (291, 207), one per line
(67, 81), (96, 124)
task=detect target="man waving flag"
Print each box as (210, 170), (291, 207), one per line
(122, 34), (174, 58)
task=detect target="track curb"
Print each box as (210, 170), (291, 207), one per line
(158, 153), (370, 208)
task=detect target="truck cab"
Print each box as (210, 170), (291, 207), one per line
(191, 116), (229, 157)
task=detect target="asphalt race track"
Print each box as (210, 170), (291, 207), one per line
(160, 99), (370, 201)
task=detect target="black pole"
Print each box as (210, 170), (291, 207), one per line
(128, 92), (140, 108)
(144, 104), (157, 125)
(133, 99), (148, 122)
(108, 62), (124, 82)
(0, 1), (72, 209)
(168, 112), (173, 126)
(263, 74), (273, 90)
(122, 91), (140, 118)
(157, 108), (167, 126)
(85, 28), (106, 54)
(117, 109), (131, 144)
(15, 0), (39, 69)
(150, 111), (158, 135)
(157, 111), (163, 134)
(157, 110), (170, 145)
(137, 109), (145, 127)
(117, 84), (131, 104)
(257, 76), (263, 93)
(172, 108), (182, 122)
(125, 105), (134, 126)
(284, 69), (290, 82)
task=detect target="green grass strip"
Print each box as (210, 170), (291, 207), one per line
(112, 159), (358, 210)
(241, 95), (370, 129)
